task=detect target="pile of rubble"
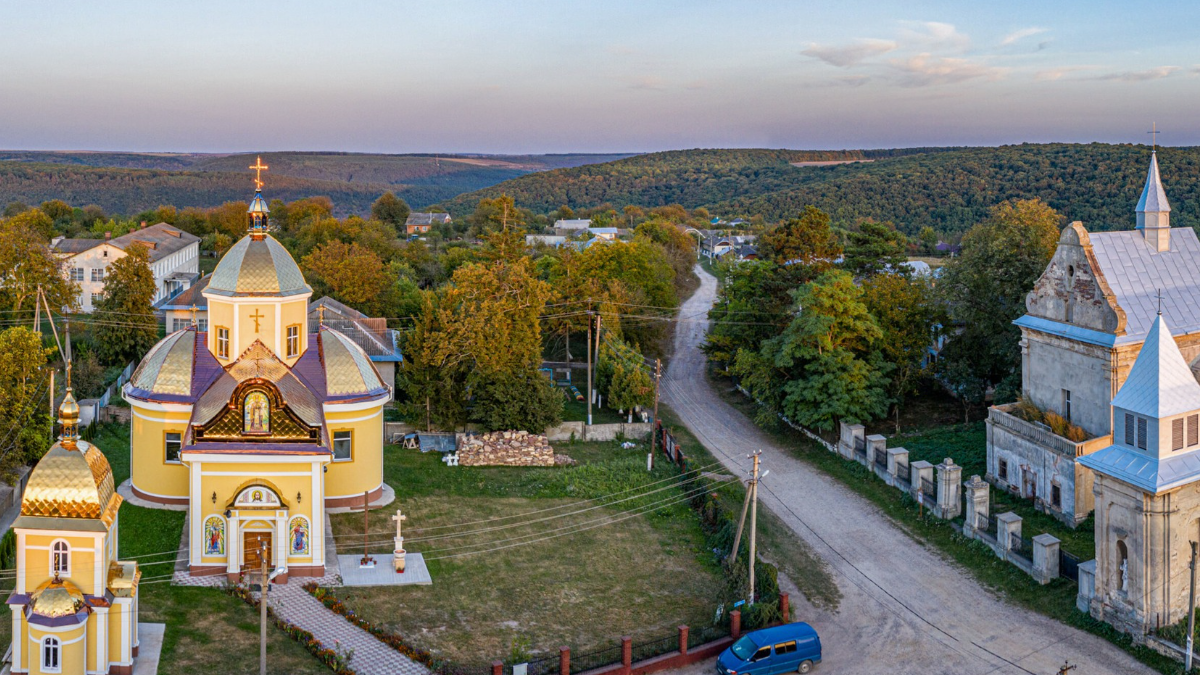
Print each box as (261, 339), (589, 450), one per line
(457, 430), (556, 467)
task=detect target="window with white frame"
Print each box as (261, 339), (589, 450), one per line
(165, 432), (182, 463)
(286, 325), (300, 358)
(216, 327), (229, 358)
(198, 318), (208, 332)
(42, 636), (61, 672)
(333, 431), (352, 461)
(51, 540), (69, 577)
(69, 267), (84, 282)
(91, 267), (105, 282)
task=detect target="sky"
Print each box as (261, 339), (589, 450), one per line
(1, 0), (1198, 154)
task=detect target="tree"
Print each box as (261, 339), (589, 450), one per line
(0, 219), (77, 315)
(607, 361), (655, 422)
(862, 273), (945, 431)
(93, 243), (158, 365)
(7, 208), (55, 240)
(468, 194), (526, 237)
(471, 369), (563, 433)
(703, 260), (791, 371)
(301, 241), (391, 316)
(203, 232), (233, 257)
(758, 206), (841, 283)
(843, 221), (907, 278)
(919, 226), (939, 255)
(938, 199), (1061, 400)
(0, 327), (53, 478)
(372, 192), (411, 232)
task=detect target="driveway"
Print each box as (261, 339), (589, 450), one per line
(661, 263), (1152, 675)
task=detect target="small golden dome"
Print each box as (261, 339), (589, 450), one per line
(320, 328), (387, 396)
(20, 440), (120, 526)
(29, 578), (86, 619)
(58, 388), (79, 426)
(128, 329), (195, 396)
(206, 235), (310, 298)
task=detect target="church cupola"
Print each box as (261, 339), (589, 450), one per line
(1136, 151), (1172, 252)
(248, 156), (270, 240)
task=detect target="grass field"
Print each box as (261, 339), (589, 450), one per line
(90, 424), (330, 675)
(328, 436), (731, 663)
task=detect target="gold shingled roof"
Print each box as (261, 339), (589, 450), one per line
(206, 235), (310, 298)
(29, 578), (86, 619)
(107, 561), (141, 598)
(321, 329), (386, 395)
(129, 329), (194, 395)
(21, 440), (120, 526)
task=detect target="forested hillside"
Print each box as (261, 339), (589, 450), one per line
(440, 144), (1200, 236)
(0, 151), (634, 213)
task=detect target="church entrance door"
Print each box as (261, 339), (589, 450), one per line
(244, 531), (273, 572)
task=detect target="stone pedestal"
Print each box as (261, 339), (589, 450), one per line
(1032, 534), (1061, 584)
(394, 536), (406, 573)
(865, 434), (886, 469)
(839, 422), (864, 460)
(886, 448), (909, 488)
(936, 458), (963, 519)
(1077, 560), (1097, 613)
(997, 512), (1022, 555)
(963, 475), (990, 536)
(910, 460), (934, 499)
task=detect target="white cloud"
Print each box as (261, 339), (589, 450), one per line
(802, 39), (897, 67)
(1096, 66), (1180, 82)
(890, 53), (1006, 87)
(1001, 27), (1048, 46)
(898, 21), (970, 52)
(627, 75), (667, 91)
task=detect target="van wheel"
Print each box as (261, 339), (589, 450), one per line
(797, 661), (813, 674)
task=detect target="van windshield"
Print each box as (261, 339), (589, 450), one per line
(730, 636), (757, 660)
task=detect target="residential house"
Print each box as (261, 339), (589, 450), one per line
(405, 212), (452, 235)
(588, 227), (619, 241)
(53, 223), (201, 312)
(160, 274), (211, 332)
(553, 219), (592, 236)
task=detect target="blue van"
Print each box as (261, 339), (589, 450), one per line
(717, 623), (822, 675)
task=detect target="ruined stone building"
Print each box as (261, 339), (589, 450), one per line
(1078, 312), (1200, 635)
(986, 152), (1200, 525)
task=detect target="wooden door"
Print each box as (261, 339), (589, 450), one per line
(244, 532), (273, 571)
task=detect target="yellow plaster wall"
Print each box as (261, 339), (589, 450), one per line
(236, 302), (278, 358)
(323, 406), (384, 499)
(207, 299), (235, 362)
(196, 466), (322, 566)
(108, 605), (128, 666)
(129, 403), (190, 501)
(28, 622), (85, 675)
(12, 609), (26, 673)
(281, 299), (308, 366)
(22, 532), (102, 596)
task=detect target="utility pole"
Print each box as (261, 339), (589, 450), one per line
(361, 490), (375, 567)
(1188, 541), (1198, 671)
(651, 358), (661, 466)
(748, 450), (762, 604)
(260, 540), (268, 675)
(586, 311), (594, 426)
(728, 484), (752, 565)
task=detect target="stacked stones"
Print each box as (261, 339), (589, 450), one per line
(457, 430), (555, 466)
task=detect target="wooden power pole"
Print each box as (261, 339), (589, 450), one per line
(749, 451), (760, 603)
(587, 311), (594, 426)
(651, 358), (662, 466)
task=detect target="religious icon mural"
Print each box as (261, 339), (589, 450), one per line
(243, 392), (270, 434)
(204, 516), (226, 556)
(289, 516), (310, 556)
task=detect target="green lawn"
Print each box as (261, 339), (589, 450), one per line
(560, 396), (629, 425)
(89, 424), (330, 675)
(705, 377), (1178, 674)
(328, 436), (730, 663)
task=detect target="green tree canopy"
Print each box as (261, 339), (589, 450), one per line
(0, 327), (53, 478)
(758, 206), (842, 283)
(93, 243), (158, 365)
(843, 221), (908, 278)
(0, 218), (78, 315)
(862, 272), (945, 431)
(372, 191), (411, 231)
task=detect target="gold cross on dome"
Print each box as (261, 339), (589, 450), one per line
(249, 156), (269, 191)
(249, 308), (265, 333)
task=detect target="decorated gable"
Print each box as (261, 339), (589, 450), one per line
(194, 382), (319, 442)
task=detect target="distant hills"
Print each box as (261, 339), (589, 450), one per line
(438, 144), (1200, 236)
(0, 151), (634, 215)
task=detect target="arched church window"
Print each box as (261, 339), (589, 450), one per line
(1116, 539), (1129, 593)
(42, 636), (60, 672)
(51, 540), (70, 577)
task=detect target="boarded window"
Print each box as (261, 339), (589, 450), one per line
(1137, 417), (1148, 450)
(998, 458), (1008, 481)
(1125, 413), (1135, 446)
(1189, 415), (1199, 447)
(1174, 418), (1186, 451)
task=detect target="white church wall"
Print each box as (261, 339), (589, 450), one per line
(1022, 331), (1113, 438)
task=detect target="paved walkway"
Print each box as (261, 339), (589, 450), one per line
(133, 623), (166, 675)
(662, 263), (1153, 675)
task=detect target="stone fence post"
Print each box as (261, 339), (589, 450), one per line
(997, 512), (1022, 557)
(1077, 560), (1097, 613)
(864, 434), (886, 469)
(886, 448), (909, 488)
(621, 636), (632, 675)
(936, 458), (962, 519)
(910, 460), (934, 499)
(963, 475), (989, 537)
(779, 592), (790, 621)
(1032, 534), (1061, 584)
(560, 647), (570, 675)
(678, 626), (689, 655)
(839, 421), (864, 460)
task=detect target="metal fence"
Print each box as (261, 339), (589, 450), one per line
(95, 361), (135, 408)
(854, 437), (867, 458)
(630, 633), (678, 664)
(1060, 549), (1082, 582)
(523, 654), (561, 675)
(569, 644), (625, 675)
(435, 662), (493, 675)
(874, 448), (887, 469)
(687, 625), (729, 649)
(920, 478), (937, 506)
(1010, 533), (1032, 561)
(896, 463), (910, 482)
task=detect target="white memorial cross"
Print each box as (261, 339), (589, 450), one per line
(392, 509), (408, 573)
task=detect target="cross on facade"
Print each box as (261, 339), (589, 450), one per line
(249, 308), (265, 333)
(249, 156), (269, 191)
(392, 509), (407, 539)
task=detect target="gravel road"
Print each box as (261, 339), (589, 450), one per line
(661, 263), (1153, 675)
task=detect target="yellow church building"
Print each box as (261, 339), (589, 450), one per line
(122, 171), (391, 582)
(8, 379), (141, 675)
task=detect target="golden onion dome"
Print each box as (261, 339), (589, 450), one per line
(320, 328), (387, 396)
(29, 578), (86, 619)
(128, 329), (195, 396)
(205, 234), (311, 298)
(19, 440), (120, 526)
(58, 388), (79, 427)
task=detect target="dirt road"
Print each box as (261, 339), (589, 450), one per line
(661, 263), (1152, 675)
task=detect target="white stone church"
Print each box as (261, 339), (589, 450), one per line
(986, 151), (1200, 526)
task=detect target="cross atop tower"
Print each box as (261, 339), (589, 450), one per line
(1148, 123), (1161, 151)
(249, 156), (269, 191)
(1157, 288), (1164, 316)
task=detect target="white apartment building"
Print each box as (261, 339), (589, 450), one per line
(53, 223), (202, 312)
